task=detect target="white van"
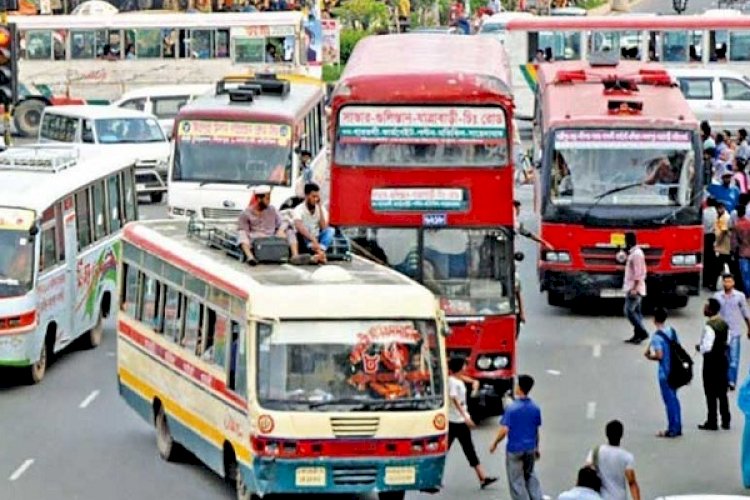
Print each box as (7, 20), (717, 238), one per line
(478, 12), (534, 45)
(112, 85), (212, 138)
(38, 105), (171, 203)
(670, 68), (750, 132)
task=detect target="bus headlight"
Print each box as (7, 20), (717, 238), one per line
(476, 356), (492, 370)
(493, 356), (509, 369)
(671, 254), (697, 266)
(545, 251), (570, 263)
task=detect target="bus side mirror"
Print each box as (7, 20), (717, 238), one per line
(29, 224), (39, 237)
(437, 310), (451, 336)
(514, 251), (525, 262)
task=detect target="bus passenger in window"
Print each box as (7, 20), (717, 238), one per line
(690, 45), (701, 62)
(533, 49), (545, 63)
(237, 185), (299, 265)
(100, 44), (118, 61)
(293, 182), (334, 264)
(266, 43), (278, 63)
(299, 149), (313, 184)
(125, 43), (135, 59)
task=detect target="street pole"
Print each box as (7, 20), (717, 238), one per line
(1, 9), (9, 149)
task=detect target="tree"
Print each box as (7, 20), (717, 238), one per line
(334, 0), (390, 31)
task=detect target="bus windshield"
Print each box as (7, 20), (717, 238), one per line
(95, 118), (166, 144)
(173, 119), (293, 186)
(0, 229), (34, 297)
(335, 105), (509, 167)
(347, 228), (513, 316)
(257, 320), (444, 411)
(550, 129), (696, 206)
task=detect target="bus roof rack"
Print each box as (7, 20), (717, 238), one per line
(0, 145), (80, 173)
(216, 74), (291, 101)
(187, 218), (247, 262)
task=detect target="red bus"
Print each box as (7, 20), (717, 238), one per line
(329, 34), (519, 417)
(533, 59), (703, 308)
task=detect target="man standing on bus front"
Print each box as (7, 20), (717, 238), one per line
(623, 232), (649, 345)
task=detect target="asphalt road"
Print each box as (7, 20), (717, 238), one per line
(1, 185), (749, 500)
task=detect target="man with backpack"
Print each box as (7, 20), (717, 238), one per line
(644, 308), (688, 438)
(585, 420), (641, 500)
(696, 298), (731, 431)
(714, 272), (750, 390)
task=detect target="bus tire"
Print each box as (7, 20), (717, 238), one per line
(13, 99), (47, 137)
(150, 192), (164, 204)
(379, 492), (406, 500)
(154, 403), (180, 462)
(547, 291), (566, 307)
(84, 311), (105, 349)
(27, 325), (54, 384)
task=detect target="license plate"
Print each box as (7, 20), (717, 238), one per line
(136, 183), (146, 191)
(295, 467), (326, 487)
(385, 466), (416, 486)
(610, 233), (625, 247)
(600, 288), (626, 298)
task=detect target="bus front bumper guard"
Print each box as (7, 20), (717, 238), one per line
(540, 270), (700, 299)
(243, 454), (445, 495)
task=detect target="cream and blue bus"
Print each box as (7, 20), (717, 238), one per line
(117, 219), (448, 500)
(0, 146), (138, 383)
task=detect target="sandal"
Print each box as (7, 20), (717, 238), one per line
(656, 430), (680, 438)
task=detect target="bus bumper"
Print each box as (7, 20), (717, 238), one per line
(541, 270), (701, 299)
(243, 454), (445, 495)
(0, 330), (38, 367)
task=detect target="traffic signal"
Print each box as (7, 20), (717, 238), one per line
(0, 23), (17, 107)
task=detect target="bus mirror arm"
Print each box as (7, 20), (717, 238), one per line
(437, 310), (451, 337)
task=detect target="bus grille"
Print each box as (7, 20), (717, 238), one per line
(581, 246), (663, 267)
(202, 207), (242, 219)
(447, 348), (471, 361)
(330, 417), (380, 438)
(331, 465), (378, 486)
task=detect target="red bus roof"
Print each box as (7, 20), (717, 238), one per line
(506, 13), (750, 31)
(537, 60), (697, 130)
(336, 34), (513, 102)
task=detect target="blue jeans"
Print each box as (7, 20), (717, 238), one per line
(303, 227), (335, 251)
(624, 294), (648, 339)
(729, 336), (741, 387)
(659, 376), (682, 435)
(741, 258), (750, 298)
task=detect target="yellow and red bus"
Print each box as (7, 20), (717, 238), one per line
(117, 219), (448, 500)
(329, 34), (519, 418)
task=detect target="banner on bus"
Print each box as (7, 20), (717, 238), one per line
(339, 106), (507, 144)
(0, 208), (35, 231)
(177, 120), (292, 147)
(554, 129), (693, 150)
(321, 19), (340, 64)
(234, 25), (297, 38)
(371, 188), (468, 211)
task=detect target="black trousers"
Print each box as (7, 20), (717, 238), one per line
(704, 363), (731, 427)
(448, 421), (480, 467)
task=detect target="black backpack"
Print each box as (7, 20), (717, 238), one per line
(656, 328), (693, 390)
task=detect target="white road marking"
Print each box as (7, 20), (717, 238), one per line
(9, 459), (34, 481)
(592, 344), (602, 358)
(586, 401), (597, 420)
(546, 369), (561, 376)
(79, 390), (100, 409)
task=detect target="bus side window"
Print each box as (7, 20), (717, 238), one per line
(183, 298), (202, 353)
(122, 169), (137, 223)
(92, 180), (107, 241)
(121, 263), (141, 317)
(54, 202), (65, 263)
(228, 321), (247, 399)
(75, 188), (92, 250)
(39, 206), (57, 273)
(107, 174), (122, 232)
(140, 275), (160, 329)
(163, 287), (183, 343)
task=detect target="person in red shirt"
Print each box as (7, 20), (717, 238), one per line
(734, 204), (750, 293)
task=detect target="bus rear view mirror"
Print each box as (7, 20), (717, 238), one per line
(514, 251), (524, 262)
(29, 224), (39, 237)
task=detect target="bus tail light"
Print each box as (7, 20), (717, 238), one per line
(0, 310), (37, 332)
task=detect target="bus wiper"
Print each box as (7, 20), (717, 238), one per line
(653, 190), (703, 225)
(581, 182), (643, 223)
(308, 398), (373, 410)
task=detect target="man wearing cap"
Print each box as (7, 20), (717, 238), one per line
(237, 185), (298, 266)
(708, 165), (740, 213)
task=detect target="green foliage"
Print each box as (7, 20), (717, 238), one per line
(322, 64), (344, 82)
(334, 0), (391, 31)
(339, 28), (371, 64)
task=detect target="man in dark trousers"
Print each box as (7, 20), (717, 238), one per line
(697, 298), (731, 430)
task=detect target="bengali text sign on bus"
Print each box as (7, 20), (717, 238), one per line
(177, 120), (292, 147)
(238, 25), (297, 38)
(371, 188), (468, 211)
(339, 106), (507, 144)
(554, 129), (693, 150)
(0, 208), (35, 231)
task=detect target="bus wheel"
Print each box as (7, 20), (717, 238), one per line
(13, 99), (46, 137)
(235, 463), (258, 500)
(547, 291), (566, 307)
(27, 339), (49, 384)
(155, 405), (179, 462)
(379, 492), (406, 500)
(85, 312), (104, 349)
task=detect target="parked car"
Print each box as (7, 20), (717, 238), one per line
(112, 84), (211, 138)
(38, 105), (170, 203)
(670, 68), (750, 131)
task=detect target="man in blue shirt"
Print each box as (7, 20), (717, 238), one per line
(708, 166), (740, 213)
(644, 307), (682, 438)
(490, 374), (543, 500)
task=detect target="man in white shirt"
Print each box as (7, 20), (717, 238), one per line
(585, 420), (640, 500)
(558, 467), (602, 500)
(293, 182), (335, 264)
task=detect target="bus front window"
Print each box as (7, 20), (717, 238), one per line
(0, 229), (34, 297)
(95, 118), (166, 144)
(173, 120), (293, 186)
(257, 320), (444, 411)
(423, 228), (512, 316)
